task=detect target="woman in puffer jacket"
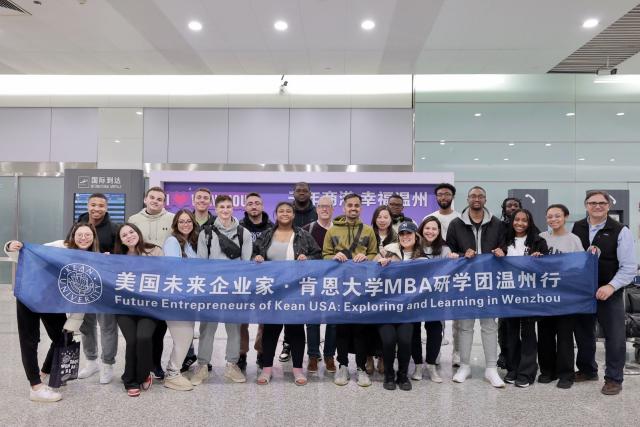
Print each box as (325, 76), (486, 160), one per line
(4, 222), (99, 403)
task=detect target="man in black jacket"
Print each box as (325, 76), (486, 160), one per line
(446, 186), (506, 388)
(388, 193), (415, 233)
(572, 190), (638, 395)
(293, 182), (317, 228)
(76, 193), (119, 384)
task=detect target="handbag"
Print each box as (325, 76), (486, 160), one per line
(49, 332), (80, 388)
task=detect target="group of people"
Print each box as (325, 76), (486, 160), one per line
(5, 181), (637, 402)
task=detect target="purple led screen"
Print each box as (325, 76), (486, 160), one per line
(164, 182), (439, 225)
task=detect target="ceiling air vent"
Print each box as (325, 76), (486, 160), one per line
(0, 0), (31, 16)
(549, 4), (640, 74)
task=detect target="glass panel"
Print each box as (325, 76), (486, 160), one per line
(0, 177), (17, 284)
(18, 177), (65, 244)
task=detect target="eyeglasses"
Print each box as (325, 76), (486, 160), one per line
(468, 195), (486, 200)
(317, 204), (332, 210)
(388, 202), (403, 207)
(178, 220), (193, 225)
(586, 201), (609, 207)
(436, 192), (453, 197)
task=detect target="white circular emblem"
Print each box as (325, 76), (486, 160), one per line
(58, 263), (102, 304)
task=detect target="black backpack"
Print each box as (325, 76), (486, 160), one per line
(202, 224), (245, 259)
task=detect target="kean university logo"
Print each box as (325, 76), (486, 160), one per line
(58, 263), (103, 304)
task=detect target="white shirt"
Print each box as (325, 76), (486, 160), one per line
(507, 237), (526, 256)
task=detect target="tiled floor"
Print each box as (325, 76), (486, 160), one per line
(1, 285), (640, 427)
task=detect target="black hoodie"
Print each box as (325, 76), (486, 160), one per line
(240, 212), (274, 242)
(77, 211), (118, 253)
(293, 202), (318, 228)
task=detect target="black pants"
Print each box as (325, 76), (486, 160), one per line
(411, 322), (443, 365)
(537, 315), (576, 381)
(505, 317), (538, 383)
(16, 300), (67, 386)
(379, 323), (412, 377)
(574, 289), (626, 383)
(498, 318), (509, 369)
(262, 324), (305, 368)
(117, 315), (157, 390)
(152, 320), (167, 370)
(336, 324), (367, 369)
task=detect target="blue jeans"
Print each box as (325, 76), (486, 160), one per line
(306, 324), (337, 358)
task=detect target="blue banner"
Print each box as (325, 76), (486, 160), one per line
(15, 243), (598, 323)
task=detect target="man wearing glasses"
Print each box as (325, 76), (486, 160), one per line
(303, 196), (338, 374)
(572, 190), (637, 395)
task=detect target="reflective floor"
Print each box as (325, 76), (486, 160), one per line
(1, 285), (640, 427)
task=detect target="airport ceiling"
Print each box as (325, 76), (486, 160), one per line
(0, 0), (639, 75)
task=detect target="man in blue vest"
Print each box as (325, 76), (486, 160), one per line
(572, 190), (637, 395)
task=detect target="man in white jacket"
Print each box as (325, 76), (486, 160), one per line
(128, 186), (175, 379)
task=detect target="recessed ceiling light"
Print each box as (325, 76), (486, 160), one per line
(274, 20), (288, 31)
(503, 158), (509, 161)
(566, 112), (575, 117)
(609, 158), (616, 162)
(439, 142), (446, 146)
(420, 156), (426, 160)
(474, 113), (482, 117)
(578, 157), (585, 161)
(616, 112), (625, 116)
(545, 143), (552, 147)
(114, 139), (120, 144)
(136, 111), (143, 116)
(361, 19), (375, 30)
(440, 139), (446, 143)
(582, 18), (599, 28)
(508, 143), (515, 146)
(473, 158), (479, 161)
(188, 20), (203, 31)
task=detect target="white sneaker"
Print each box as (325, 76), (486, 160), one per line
(356, 368), (371, 387)
(77, 360), (99, 379)
(451, 351), (461, 367)
(99, 364), (113, 384)
(164, 374), (193, 391)
(484, 368), (505, 388)
(411, 364), (423, 381)
(224, 362), (246, 383)
(452, 364), (471, 383)
(426, 364), (443, 383)
(30, 385), (62, 402)
(190, 364), (209, 386)
(334, 366), (350, 386)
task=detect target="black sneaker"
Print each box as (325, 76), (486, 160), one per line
(207, 364), (212, 372)
(515, 379), (530, 388)
(151, 366), (165, 380)
(504, 371), (516, 384)
(181, 355), (197, 373)
(278, 343), (291, 362)
(557, 379), (573, 389)
(537, 374), (558, 384)
(237, 354), (247, 371)
(396, 373), (412, 391)
(256, 353), (264, 370)
(383, 375), (396, 391)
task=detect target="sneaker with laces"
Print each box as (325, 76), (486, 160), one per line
(334, 365), (350, 386)
(77, 360), (99, 379)
(396, 373), (412, 391)
(426, 364), (443, 383)
(181, 354), (197, 373)
(324, 356), (336, 373)
(163, 374), (193, 391)
(356, 368), (371, 387)
(307, 356), (319, 373)
(515, 379), (530, 388)
(100, 364), (114, 384)
(190, 364), (210, 386)
(224, 362), (247, 383)
(278, 343), (291, 362)
(452, 364), (471, 383)
(141, 375), (153, 391)
(151, 366), (165, 380)
(30, 385), (62, 402)
(411, 364), (423, 381)
(485, 367), (506, 388)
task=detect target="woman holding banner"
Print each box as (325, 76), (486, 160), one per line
(411, 216), (459, 383)
(538, 204), (585, 389)
(378, 221), (424, 391)
(502, 209), (549, 388)
(113, 223), (163, 397)
(253, 201), (321, 385)
(4, 222), (99, 402)
(162, 209), (199, 391)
